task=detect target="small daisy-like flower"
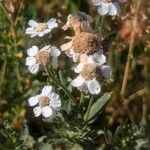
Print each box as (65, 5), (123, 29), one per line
(62, 12), (93, 34)
(26, 45), (61, 74)
(61, 32), (106, 65)
(28, 85), (61, 118)
(26, 18), (58, 37)
(91, 0), (122, 16)
(71, 62), (111, 95)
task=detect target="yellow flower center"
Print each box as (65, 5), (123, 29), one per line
(35, 23), (47, 32)
(72, 32), (101, 55)
(36, 50), (50, 65)
(38, 96), (50, 107)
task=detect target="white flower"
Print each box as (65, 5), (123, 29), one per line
(28, 85), (61, 118)
(91, 0), (121, 16)
(61, 32), (106, 65)
(26, 45), (61, 74)
(26, 18), (58, 37)
(71, 62), (111, 95)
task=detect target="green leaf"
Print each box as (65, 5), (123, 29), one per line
(70, 144), (83, 150)
(40, 143), (52, 150)
(85, 93), (111, 122)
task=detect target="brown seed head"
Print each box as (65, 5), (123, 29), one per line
(36, 50), (50, 65)
(38, 96), (50, 107)
(72, 32), (101, 55)
(70, 12), (90, 25)
(81, 64), (102, 80)
(68, 12), (93, 34)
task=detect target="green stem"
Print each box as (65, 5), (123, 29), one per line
(0, 61), (7, 92)
(79, 92), (84, 106)
(44, 67), (76, 104)
(99, 16), (105, 32)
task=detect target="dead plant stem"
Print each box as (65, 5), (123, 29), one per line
(120, 0), (142, 96)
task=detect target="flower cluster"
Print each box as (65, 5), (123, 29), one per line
(61, 12), (112, 95)
(25, 1), (126, 118)
(25, 18), (61, 118)
(25, 19), (60, 74)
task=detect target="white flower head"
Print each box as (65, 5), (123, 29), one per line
(71, 62), (111, 95)
(28, 85), (61, 118)
(91, 0), (123, 16)
(26, 18), (58, 37)
(61, 32), (106, 65)
(26, 45), (61, 74)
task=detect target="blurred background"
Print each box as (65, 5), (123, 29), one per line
(0, 0), (150, 149)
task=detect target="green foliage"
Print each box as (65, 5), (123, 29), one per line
(84, 93), (111, 122)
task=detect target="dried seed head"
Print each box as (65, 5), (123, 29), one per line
(72, 32), (101, 55)
(35, 23), (47, 32)
(38, 96), (50, 107)
(36, 51), (50, 65)
(81, 64), (102, 80)
(70, 12), (90, 25)
(63, 12), (93, 34)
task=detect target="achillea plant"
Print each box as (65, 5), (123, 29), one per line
(1, 0), (150, 149)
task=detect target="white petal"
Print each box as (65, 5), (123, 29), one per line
(78, 82), (87, 92)
(71, 75), (85, 87)
(41, 45), (51, 51)
(27, 46), (38, 57)
(108, 2), (120, 16)
(48, 92), (59, 100)
(74, 63), (84, 73)
(47, 18), (58, 30)
(91, 0), (103, 6)
(41, 86), (53, 96)
(38, 32), (45, 37)
(25, 27), (35, 34)
(28, 95), (39, 106)
(101, 65), (112, 77)
(30, 33), (38, 38)
(52, 57), (58, 69)
(87, 79), (101, 95)
(62, 14), (72, 30)
(73, 54), (80, 62)
(98, 3), (109, 15)
(25, 57), (36, 66)
(28, 20), (38, 27)
(50, 46), (61, 57)
(28, 63), (39, 74)
(33, 106), (42, 117)
(65, 49), (74, 57)
(43, 29), (51, 34)
(51, 99), (61, 110)
(90, 51), (106, 65)
(80, 54), (89, 63)
(42, 106), (53, 118)
(60, 41), (72, 51)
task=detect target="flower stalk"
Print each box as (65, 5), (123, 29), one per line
(44, 66), (76, 104)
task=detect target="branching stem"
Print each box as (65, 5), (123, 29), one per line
(44, 66), (76, 104)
